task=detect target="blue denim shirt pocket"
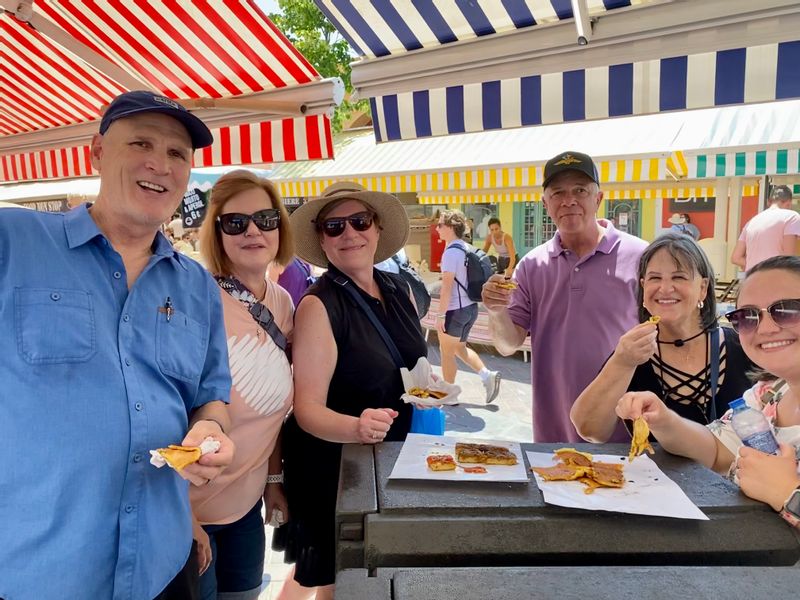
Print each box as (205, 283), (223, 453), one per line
(14, 288), (96, 364)
(156, 310), (208, 382)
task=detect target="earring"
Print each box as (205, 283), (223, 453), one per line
(697, 300), (704, 309)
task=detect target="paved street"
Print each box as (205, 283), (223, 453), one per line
(257, 338), (533, 598)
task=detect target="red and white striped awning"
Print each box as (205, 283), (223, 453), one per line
(0, 0), (343, 183)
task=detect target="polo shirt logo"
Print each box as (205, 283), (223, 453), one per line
(555, 154), (582, 166)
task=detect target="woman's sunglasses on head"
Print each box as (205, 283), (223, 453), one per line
(725, 298), (800, 334)
(315, 211), (375, 237)
(217, 209), (280, 235)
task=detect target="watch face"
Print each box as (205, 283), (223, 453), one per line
(787, 489), (800, 517)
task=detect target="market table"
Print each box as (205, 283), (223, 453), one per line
(335, 442), (800, 573)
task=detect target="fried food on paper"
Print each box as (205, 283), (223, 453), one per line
(427, 454), (456, 471)
(155, 445), (202, 471)
(647, 315), (661, 324)
(628, 416), (655, 462)
(455, 442), (518, 466)
(496, 280), (518, 290)
(553, 448), (594, 467)
(408, 387), (449, 400)
(531, 463), (588, 481)
(532, 450), (626, 493)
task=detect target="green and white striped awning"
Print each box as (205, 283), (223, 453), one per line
(687, 148), (800, 178)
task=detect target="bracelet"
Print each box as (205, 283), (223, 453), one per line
(198, 418), (225, 435)
(266, 472), (284, 484)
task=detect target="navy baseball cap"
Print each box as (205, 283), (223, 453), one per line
(543, 151), (599, 189)
(99, 90), (213, 149)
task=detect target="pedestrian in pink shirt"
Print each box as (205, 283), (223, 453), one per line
(731, 185), (800, 272)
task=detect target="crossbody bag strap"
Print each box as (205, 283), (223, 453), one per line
(324, 272), (405, 369)
(709, 325), (720, 421)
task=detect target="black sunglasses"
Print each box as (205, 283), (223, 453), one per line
(217, 209), (280, 235)
(725, 298), (800, 334)
(315, 211), (375, 237)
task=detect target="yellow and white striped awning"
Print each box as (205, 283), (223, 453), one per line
(275, 157), (664, 199)
(415, 182), (759, 204)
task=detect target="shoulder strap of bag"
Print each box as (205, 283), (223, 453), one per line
(709, 324), (720, 421)
(324, 272), (405, 369)
(446, 241), (470, 298)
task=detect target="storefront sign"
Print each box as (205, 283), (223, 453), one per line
(180, 188), (208, 227)
(668, 197), (716, 212)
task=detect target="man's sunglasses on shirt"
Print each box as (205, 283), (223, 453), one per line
(314, 211), (375, 238)
(725, 298), (800, 334)
(217, 209), (281, 235)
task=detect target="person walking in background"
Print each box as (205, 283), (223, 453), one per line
(482, 150), (647, 442)
(437, 209), (501, 403)
(275, 256), (316, 307)
(731, 184), (800, 272)
(668, 213), (701, 240)
(482, 217), (518, 276)
(193, 171), (295, 600)
(0, 90), (234, 600)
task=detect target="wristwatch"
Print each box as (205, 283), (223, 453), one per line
(780, 485), (800, 527)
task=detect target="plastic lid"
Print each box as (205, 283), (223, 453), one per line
(728, 398), (746, 410)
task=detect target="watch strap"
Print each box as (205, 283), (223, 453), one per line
(266, 472), (284, 484)
(780, 486), (800, 527)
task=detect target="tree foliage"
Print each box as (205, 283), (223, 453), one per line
(269, 0), (369, 131)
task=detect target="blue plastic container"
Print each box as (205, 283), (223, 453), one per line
(410, 406), (445, 435)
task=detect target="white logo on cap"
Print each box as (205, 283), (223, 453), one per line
(152, 95), (182, 111)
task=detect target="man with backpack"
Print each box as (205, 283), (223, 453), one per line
(436, 209), (501, 403)
(481, 151), (647, 442)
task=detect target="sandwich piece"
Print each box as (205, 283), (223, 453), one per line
(154, 445), (202, 471)
(455, 442), (519, 465)
(496, 280), (518, 290)
(648, 315), (661, 324)
(531, 463), (587, 481)
(589, 461), (625, 488)
(482, 446), (519, 466)
(427, 454), (457, 471)
(628, 417), (655, 462)
(408, 387), (449, 400)
(455, 442), (486, 464)
(554, 448), (594, 467)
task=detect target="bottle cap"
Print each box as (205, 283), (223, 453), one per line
(728, 398), (746, 410)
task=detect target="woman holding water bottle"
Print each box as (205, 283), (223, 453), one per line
(615, 255), (800, 527)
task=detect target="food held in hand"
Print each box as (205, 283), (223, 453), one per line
(647, 315), (661, 324)
(455, 442), (518, 465)
(628, 416), (655, 462)
(408, 386), (449, 400)
(496, 280), (518, 290)
(531, 449), (626, 494)
(427, 454), (457, 471)
(154, 445), (202, 471)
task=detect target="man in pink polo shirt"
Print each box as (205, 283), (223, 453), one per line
(481, 151), (647, 442)
(731, 185), (800, 272)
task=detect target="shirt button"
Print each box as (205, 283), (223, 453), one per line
(123, 314), (130, 322)
(133, 454), (142, 463)
(135, 402), (143, 411)
(125, 505), (134, 513)
(50, 292), (61, 301)
(113, 271), (122, 279)
(125, 358), (131, 366)
(574, 267), (580, 272)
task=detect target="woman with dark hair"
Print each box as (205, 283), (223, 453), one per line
(615, 256), (800, 530)
(571, 232), (754, 442)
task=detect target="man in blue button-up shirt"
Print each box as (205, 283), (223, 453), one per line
(0, 92), (235, 600)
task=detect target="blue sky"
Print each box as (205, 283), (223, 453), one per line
(255, 0), (280, 15)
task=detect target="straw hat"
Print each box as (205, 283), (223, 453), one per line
(290, 182), (409, 268)
(667, 213), (685, 225)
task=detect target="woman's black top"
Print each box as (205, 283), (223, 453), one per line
(276, 264), (427, 587)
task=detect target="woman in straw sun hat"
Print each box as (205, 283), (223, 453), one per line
(274, 182), (427, 599)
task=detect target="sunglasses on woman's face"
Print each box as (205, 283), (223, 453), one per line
(217, 209), (280, 235)
(316, 211), (375, 237)
(725, 298), (800, 334)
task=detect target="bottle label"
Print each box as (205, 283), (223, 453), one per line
(743, 431), (780, 455)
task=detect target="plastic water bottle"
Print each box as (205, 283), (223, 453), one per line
(728, 398), (779, 455)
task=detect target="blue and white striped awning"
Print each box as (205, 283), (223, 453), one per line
(315, 0), (800, 141)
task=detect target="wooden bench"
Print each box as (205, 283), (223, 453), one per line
(421, 296), (532, 362)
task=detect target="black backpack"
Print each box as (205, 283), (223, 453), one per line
(450, 243), (493, 302)
(391, 255), (431, 319)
